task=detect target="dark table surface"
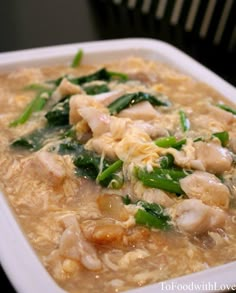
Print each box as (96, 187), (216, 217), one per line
(0, 0), (235, 292)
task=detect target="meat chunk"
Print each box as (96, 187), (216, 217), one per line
(133, 181), (175, 207)
(175, 199), (226, 234)
(59, 218), (102, 271)
(69, 94), (109, 125)
(158, 139), (232, 173)
(69, 94), (93, 125)
(118, 101), (158, 121)
(133, 120), (169, 139)
(51, 78), (84, 105)
(194, 141), (232, 173)
(27, 151), (66, 186)
(93, 90), (124, 106)
(180, 171), (230, 209)
(79, 107), (111, 137)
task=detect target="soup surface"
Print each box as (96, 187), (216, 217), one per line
(0, 56), (236, 293)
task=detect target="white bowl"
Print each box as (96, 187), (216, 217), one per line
(0, 38), (235, 293)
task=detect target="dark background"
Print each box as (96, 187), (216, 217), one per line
(0, 0), (235, 292)
(0, 0), (235, 85)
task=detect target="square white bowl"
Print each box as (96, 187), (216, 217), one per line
(0, 38), (235, 293)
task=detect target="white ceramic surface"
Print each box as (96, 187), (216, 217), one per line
(0, 38), (235, 293)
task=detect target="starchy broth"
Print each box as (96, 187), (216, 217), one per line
(0, 56), (236, 293)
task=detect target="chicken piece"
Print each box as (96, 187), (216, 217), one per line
(175, 199), (226, 234)
(158, 139), (232, 173)
(69, 94), (107, 125)
(79, 106), (111, 137)
(69, 95), (84, 124)
(133, 181), (175, 207)
(180, 171), (230, 209)
(74, 120), (91, 142)
(118, 101), (159, 121)
(59, 219), (102, 271)
(194, 141), (232, 173)
(133, 120), (169, 139)
(93, 90), (124, 106)
(142, 189), (175, 207)
(51, 78), (84, 105)
(27, 151), (66, 186)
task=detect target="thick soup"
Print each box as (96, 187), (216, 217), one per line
(0, 56), (236, 293)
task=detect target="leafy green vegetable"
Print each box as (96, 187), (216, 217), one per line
(83, 84), (109, 95)
(45, 97), (70, 126)
(11, 126), (70, 151)
(50, 68), (127, 87)
(122, 195), (132, 205)
(57, 140), (120, 186)
(171, 138), (187, 150)
(216, 103), (236, 115)
(122, 197), (171, 230)
(57, 140), (84, 156)
(57, 140), (107, 180)
(71, 49), (83, 68)
(70, 68), (128, 85)
(139, 176), (183, 194)
(159, 154), (174, 168)
(23, 83), (52, 92)
(74, 150), (110, 180)
(61, 127), (77, 139)
(155, 136), (186, 150)
(137, 167), (188, 195)
(135, 209), (170, 230)
(107, 71), (128, 81)
(155, 136), (176, 148)
(108, 92), (170, 115)
(10, 90), (52, 127)
(193, 131), (229, 147)
(97, 160), (123, 182)
(149, 167), (188, 180)
(179, 110), (190, 132)
(137, 201), (168, 218)
(97, 159), (123, 187)
(213, 131), (229, 147)
(193, 137), (203, 142)
(107, 174), (124, 189)
(135, 201), (171, 230)
(10, 67), (127, 126)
